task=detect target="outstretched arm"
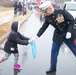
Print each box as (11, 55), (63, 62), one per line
(30, 19), (49, 41)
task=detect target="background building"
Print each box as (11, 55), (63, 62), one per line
(0, 0), (19, 7)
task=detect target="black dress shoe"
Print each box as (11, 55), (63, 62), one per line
(46, 68), (56, 74)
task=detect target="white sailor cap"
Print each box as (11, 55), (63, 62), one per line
(39, 1), (51, 11)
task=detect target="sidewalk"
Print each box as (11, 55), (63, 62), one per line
(0, 15), (14, 25)
(0, 11), (32, 44)
(0, 10), (14, 25)
(0, 10), (14, 17)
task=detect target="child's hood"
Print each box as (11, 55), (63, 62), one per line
(11, 21), (19, 32)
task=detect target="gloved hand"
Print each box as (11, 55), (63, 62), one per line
(31, 36), (39, 41)
(28, 36), (39, 43)
(66, 32), (71, 39)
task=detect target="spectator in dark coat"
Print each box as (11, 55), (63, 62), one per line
(18, 2), (23, 15)
(14, 1), (18, 16)
(0, 21), (31, 70)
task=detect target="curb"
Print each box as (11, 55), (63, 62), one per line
(0, 32), (10, 44)
(0, 11), (32, 44)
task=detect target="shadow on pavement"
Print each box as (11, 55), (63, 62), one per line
(14, 69), (22, 75)
(46, 71), (56, 75)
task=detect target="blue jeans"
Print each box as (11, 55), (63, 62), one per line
(51, 37), (76, 69)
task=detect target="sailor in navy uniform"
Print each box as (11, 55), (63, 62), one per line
(31, 1), (76, 74)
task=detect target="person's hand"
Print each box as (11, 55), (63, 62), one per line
(31, 36), (39, 41)
(28, 38), (34, 43)
(30, 36), (39, 43)
(66, 32), (71, 39)
(28, 36), (39, 43)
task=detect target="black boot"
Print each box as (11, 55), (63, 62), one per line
(46, 68), (56, 74)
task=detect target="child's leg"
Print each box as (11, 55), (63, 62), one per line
(0, 52), (11, 63)
(14, 53), (22, 69)
(14, 53), (19, 64)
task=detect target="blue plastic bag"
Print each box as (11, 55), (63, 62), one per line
(30, 41), (37, 58)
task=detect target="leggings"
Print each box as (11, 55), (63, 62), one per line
(0, 52), (19, 64)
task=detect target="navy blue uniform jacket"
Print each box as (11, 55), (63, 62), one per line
(37, 9), (74, 44)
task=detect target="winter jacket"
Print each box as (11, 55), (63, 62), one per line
(4, 21), (29, 53)
(14, 2), (18, 11)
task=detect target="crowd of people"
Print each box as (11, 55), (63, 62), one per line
(13, 1), (27, 17)
(13, 1), (34, 17)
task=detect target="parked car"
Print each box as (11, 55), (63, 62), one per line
(61, 1), (76, 19)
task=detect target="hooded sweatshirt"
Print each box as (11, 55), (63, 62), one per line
(4, 21), (29, 53)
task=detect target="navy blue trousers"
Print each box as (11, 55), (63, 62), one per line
(51, 37), (76, 69)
